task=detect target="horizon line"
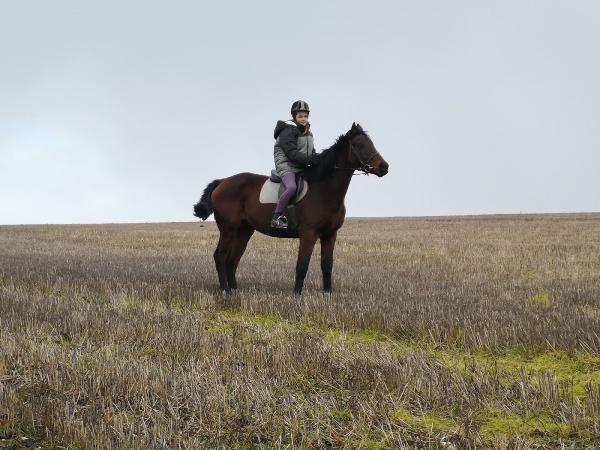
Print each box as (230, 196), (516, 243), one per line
(2, 211), (599, 227)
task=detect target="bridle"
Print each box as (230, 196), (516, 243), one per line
(334, 138), (375, 176)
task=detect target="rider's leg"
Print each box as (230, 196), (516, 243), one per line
(272, 173), (297, 228)
(274, 173), (297, 216)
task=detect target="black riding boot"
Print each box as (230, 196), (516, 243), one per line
(271, 212), (288, 229)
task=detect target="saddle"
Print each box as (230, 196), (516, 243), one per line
(258, 171), (308, 205)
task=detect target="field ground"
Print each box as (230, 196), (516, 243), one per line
(1, 214), (600, 449)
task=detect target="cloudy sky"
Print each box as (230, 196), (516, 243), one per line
(1, 1), (599, 224)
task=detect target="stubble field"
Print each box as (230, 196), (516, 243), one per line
(1, 214), (599, 449)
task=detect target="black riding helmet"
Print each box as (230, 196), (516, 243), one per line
(291, 100), (310, 116)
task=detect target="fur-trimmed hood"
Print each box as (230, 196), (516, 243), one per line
(273, 120), (308, 139)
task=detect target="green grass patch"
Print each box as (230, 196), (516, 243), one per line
(392, 408), (454, 432)
(210, 306), (600, 393)
(354, 435), (393, 450)
(478, 408), (569, 438)
(332, 409), (353, 421)
(208, 306), (600, 403)
(123, 294), (144, 308)
(248, 313), (280, 328)
(437, 347), (600, 398)
(529, 291), (551, 306)
(216, 308), (600, 390)
(204, 321), (235, 334)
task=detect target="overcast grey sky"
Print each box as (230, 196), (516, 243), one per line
(1, 1), (599, 224)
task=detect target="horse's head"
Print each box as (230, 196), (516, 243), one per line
(345, 123), (389, 177)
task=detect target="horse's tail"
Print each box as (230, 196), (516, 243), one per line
(193, 179), (222, 220)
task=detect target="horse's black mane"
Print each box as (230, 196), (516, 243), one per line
(301, 126), (367, 182)
(300, 135), (346, 182)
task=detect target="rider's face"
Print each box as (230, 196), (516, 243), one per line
(294, 112), (309, 126)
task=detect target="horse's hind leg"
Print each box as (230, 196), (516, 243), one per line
(226, 224), (254, 290)
(213, 231), (233, 292)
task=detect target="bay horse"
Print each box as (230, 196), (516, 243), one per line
(193, 123), (389, 294)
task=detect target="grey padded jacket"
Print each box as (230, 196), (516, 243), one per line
(273, 120), (315, 177)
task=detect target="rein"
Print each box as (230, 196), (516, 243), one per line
(333, 140), (374, 175)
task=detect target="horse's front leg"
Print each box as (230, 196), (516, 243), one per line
(320, 231), (337, 293)
(293, 231), (318, 295)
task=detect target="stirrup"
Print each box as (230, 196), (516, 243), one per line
(271, 215), (288, 229)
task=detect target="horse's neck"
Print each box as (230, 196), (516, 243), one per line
(316, 145), (354, 208)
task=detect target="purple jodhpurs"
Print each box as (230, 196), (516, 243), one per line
(275, 173), (296, 214)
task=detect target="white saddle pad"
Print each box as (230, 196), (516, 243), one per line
(259, 179), (309, 204)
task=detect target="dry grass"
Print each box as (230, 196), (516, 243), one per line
(1, 214), (599, 449)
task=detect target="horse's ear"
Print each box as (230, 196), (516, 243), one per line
(352, 122), (357, 128)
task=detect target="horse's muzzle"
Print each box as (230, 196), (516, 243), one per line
(372, 161), (389, 177)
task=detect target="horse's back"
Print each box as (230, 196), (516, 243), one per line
(228, 172), (268, 184)
(214, 172), (266, 198)
(211, 173), (269, 223)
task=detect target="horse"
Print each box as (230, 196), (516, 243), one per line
(193, 122), (389, 294)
